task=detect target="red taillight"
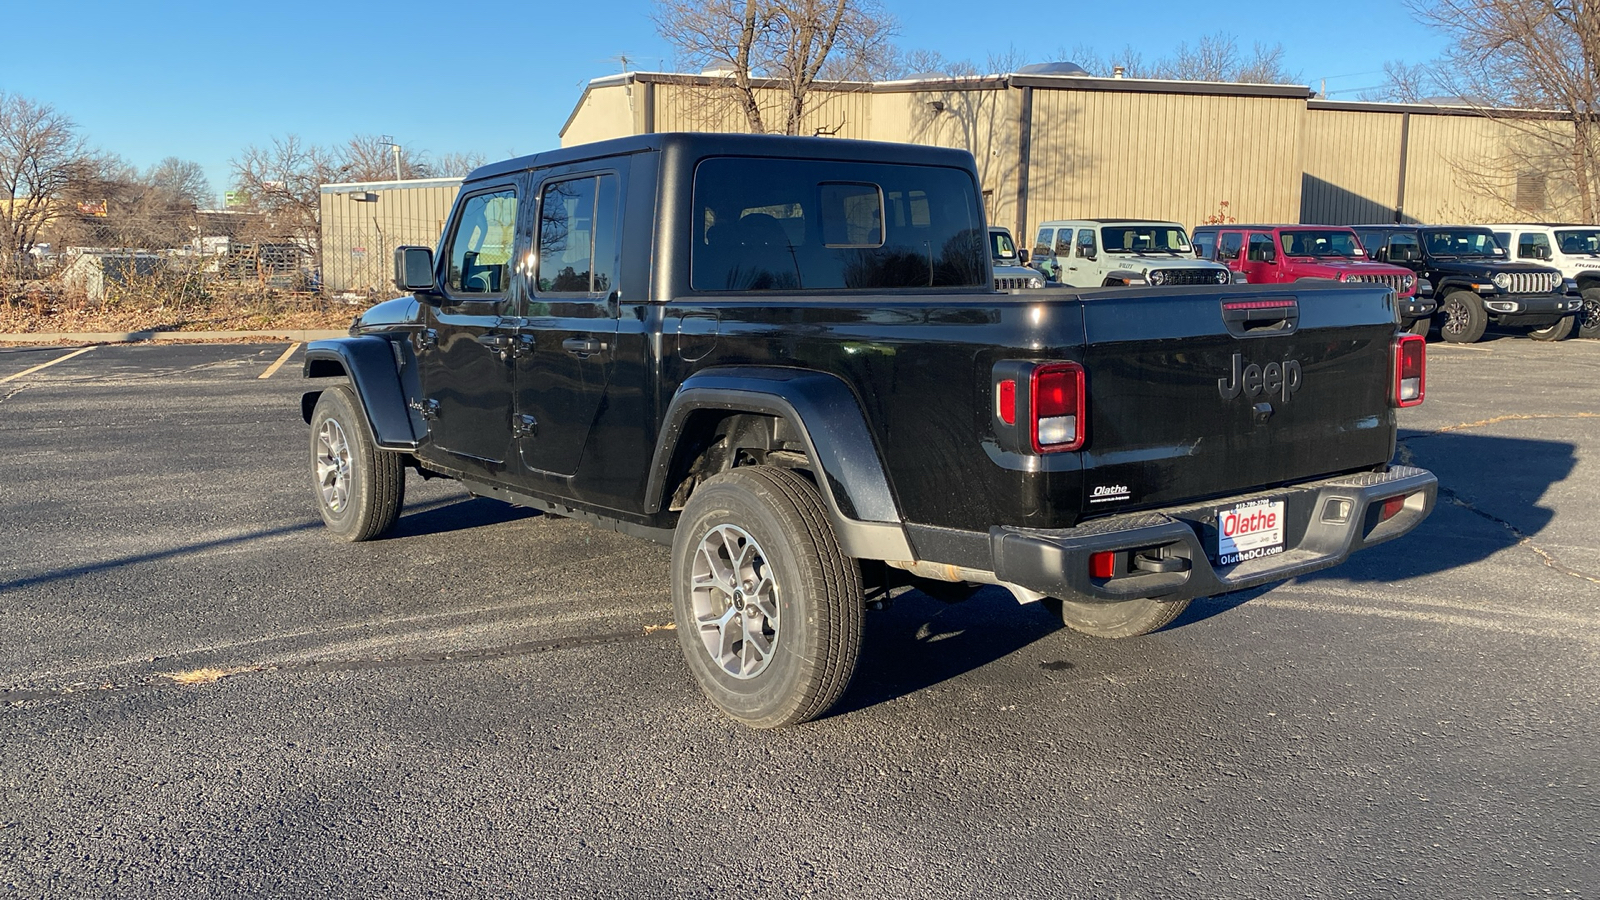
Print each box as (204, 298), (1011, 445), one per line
(1031, 362), (1085, 452)
(1394, 334), (1425, 407)
(1380, 496), (1406, 522)
(997, 379), (1016, 425)
(1089, 551), (1117, 579)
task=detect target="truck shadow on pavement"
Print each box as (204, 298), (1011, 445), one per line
(834, 430), (1577, 715)
(386, 494), (542, 539)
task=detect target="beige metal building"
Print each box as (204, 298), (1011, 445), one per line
(560, 71), (1588, 247)
(320, 177), (461, 293)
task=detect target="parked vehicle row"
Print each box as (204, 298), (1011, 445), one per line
(1004, 215), (1591, 344)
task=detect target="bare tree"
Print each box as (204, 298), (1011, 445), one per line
(652, 0), (898, 134)
(1065, 33), (1297, 84)
(1379, 0), (1600, 223)
(0, 92), (95, 281)
(230, 135), (340, 243)
(144, 157), (213, 209)
(423, 151), (488, 177)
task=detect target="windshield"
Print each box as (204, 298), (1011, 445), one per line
(989, 230), (1018, 262)
(1282, 230), (1363, 258)
(1423, 229), (1501, 258)
(1101, 224), (1191, 254)
(1555, 229), (1600, 256)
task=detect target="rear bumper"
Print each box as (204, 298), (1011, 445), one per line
(989, 466), (1436, 604)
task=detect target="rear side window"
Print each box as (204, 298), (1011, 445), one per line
(691, 158), (986, 291)
(444, 189), (518, 295)
(1217, 231), (1244, 262)
(1034, 228), (1054, 257)
(1056, 230), (1075, 255)
(536, 173), (620, 295)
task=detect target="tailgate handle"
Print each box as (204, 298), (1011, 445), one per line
(1223, 298), (1298, 337)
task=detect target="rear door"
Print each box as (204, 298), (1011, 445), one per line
(510, 168), (623, 480)
(1075, 284), (1397, 513)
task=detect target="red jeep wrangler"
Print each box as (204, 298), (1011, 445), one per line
(1193, 225), (1435, 334)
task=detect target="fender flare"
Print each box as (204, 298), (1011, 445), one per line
(1103, 269), (1146, 286)
(646, 366), (912, 561)
(301, 336), (418, 451)
(1432, 278), (1484, 298)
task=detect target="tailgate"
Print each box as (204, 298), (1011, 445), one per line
(1077, 284), (1399, 514)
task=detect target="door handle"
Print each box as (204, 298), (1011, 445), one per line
(562, 337), (606, 356)
(478, 333), (514, 350)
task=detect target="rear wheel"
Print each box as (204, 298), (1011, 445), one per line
(1528, 316), (1575, 341)
(1042, 595), (1191, 639)
(1579, 288), (1600, 339)
(1438, 291), (1488, 343)
(309, 386), (405, 541)
(671, 466), (863, 729)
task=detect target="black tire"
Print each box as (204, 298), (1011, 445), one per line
(670, 466), (863, 729)
(1042, 595), (1191, 639)
(1579, 288), (1600, 340)
(1438, 290), (1488, 343)
(1406, 315), (1432, 337)
(309, 386), (405, 541)
(1528, 316), (1575, 342)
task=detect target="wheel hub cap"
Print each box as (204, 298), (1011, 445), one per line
(690, 524), (779, 679)
(315, 419), (352, 513)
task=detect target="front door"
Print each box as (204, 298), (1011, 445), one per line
(1242, 231), (1280, 283)
(511, 169), (622, 481)
(417, 184), (521, 476)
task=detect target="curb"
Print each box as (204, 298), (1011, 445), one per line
(0, 329), (349, 345)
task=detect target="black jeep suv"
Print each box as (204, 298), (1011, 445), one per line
(1354, 225), (1579, 342)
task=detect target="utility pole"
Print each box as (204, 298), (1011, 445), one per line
(381, 134), (401, 179)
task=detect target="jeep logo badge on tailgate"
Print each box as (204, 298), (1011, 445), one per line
(1218, 354), (1303, 402)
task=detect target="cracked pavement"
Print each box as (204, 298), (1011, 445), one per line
(1, 335), (1597, 898)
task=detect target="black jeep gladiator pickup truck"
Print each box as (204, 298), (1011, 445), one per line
(302, 133), (1436, 728)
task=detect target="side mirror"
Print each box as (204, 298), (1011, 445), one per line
(1077, 246), (1096, 261)
(1539, 246), (1552, 260)
(394, 246), (437, 294)
(1018, 249), (1030, 264)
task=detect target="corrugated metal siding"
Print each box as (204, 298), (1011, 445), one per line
(321, 181), (460, 293)
(560, 84), (638, 147)
(1301, 109), (1404, 224)
(1025, 89), (1302, 237)
(871, 88), (1019, 230)
(652, 82), (873, 138)
(1404, 114), (1579, 223)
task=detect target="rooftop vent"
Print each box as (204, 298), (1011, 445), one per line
(701, 64), (737, 77)
(1016, 61), (1090, 77)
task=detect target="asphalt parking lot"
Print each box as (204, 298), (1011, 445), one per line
(2, 332), (1598, 898)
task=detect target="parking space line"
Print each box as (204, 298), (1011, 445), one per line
(258, 343), (301, 380)
(0, 346), (97, 384)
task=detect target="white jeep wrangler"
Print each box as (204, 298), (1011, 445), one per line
(1486, 224), (1600, 338)
(1030, 219), (1232, 288)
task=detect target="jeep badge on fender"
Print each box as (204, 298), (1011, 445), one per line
(1218, 353), (1303, 402)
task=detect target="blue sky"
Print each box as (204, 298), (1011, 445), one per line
(1, 0), (1448, 205)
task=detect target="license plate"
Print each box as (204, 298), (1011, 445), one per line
(1215, 499), (1285, 566)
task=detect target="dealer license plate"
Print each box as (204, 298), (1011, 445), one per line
(1215, 499), (1286, 566)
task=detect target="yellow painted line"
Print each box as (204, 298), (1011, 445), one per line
(258, 342), (301, 379)
(0, 346), (97, 384)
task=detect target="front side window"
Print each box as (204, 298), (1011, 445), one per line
(1075, 228), (1097, 258)
(445, 189), (518, 295)
(1388, 232), (1421, 261)
(1101, 225), (1192, 254)
(1282, 230), (1362, 257)
(691, 158), (986, 291)
(537, 174), (620, 294)
(1193, 231), (1216, 260)
(1423, 229), (1500, 258)
(990, 230), (1018, 263)
(1247, 233), (1277, 263)
(1517, 232), (1552, 260)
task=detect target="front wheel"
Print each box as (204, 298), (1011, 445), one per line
(309, 386), (405, 541)
(1579, 288), (1600, 339)
(1528, 316), (1575, 342)
(671, 466), (863, 729)
(1042, 595), (1191, 639)
(1406, 315), (1433, 337)
(1438, 291), (1488, 343)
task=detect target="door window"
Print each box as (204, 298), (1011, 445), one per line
(444, 189), (518, 295)
(536, 174), (620, 295)
(1055, 229), (1075, 256)
(1075, 228), (1097, 258)
(1517, 232), (1552, 260)
(1388, 232), (1421, 262)
(1193, 231), (1216, 260)
(1217, 231), (1244, 262)
(1033, 228), (1054, 257)
(1247, 233), (1277, 263)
